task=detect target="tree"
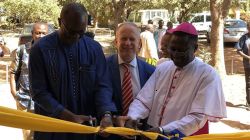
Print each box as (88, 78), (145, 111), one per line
(58, 0), (77, 6)
(77, 0), (110, 28)
(210, 0), (232, 77)
(78, 0), (154, 30)
(3, 0), (61, 27)
(177, 0), (209, 23)
(153, 0), (209, 23)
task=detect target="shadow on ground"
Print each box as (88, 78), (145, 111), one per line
(226, 101), (249, 110)
(221, 120), (250, 130)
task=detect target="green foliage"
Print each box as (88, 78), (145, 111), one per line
(163, 0), (209, 23)
(61, 0), (210, 27)
(3, 0), (61, 27)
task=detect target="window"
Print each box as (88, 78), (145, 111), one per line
(145, 11), (150, 19)
(128, 12), (135, 22)
(135, 12), (142, 22)
(225, 20), (247, 28)
(157, 11), (161, 17)
(162, 12), (166, 18)
(206, 15), (211, 22)
(192, 15), (204, 23)
(151, 11), (156, 18)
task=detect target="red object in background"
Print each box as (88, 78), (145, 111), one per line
(224, 29), (230, 34)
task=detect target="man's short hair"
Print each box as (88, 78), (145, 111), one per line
(167, 22), (173, 28)
(148, 19), (153, 24)
(31, 22), (48, 34)
(158, 20), (164, 24)
(116, 22), (140, 36)
(60, 2), (87, 19)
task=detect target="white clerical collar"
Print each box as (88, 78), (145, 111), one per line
(118, 55), (137, 68)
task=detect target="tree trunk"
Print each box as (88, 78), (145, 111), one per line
(210, 0), (232, 77)
(210, 15), (226, 76)
(112, 0), (127, 32)
(94, 18), (98, 28)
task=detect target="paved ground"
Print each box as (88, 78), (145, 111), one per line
(0, 84), (22, 140)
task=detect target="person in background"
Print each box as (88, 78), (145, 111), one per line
(157, 31), (172, 65)
(148, 19), (153, 25)
(105, 22), (155, 139)
(235, 21), (250, 109)
(125, 22), (227, 139)
(9, 22), (49, 140)
(166, 21), (173, 31)
(139, 24), (159, 61)
(29, 3), (116, 140)
(0, 36), (10, 57)
(154, 20), (166, 53)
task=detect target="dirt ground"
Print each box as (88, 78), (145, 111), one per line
(0, 37), (250, 134)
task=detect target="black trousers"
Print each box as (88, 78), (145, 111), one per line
(245, 68), (250, 105)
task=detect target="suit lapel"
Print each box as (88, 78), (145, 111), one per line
(137, 58), (146, 87)
(112, 55), (123, 109)
(112, 55), (121, 90)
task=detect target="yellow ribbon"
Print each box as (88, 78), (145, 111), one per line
(0, 106), (165, 139)
(1, 106), (250, 140)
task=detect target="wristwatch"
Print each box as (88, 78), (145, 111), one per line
(103, 111), (112, 118)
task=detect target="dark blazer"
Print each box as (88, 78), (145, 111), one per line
(106, 54), (155, 115)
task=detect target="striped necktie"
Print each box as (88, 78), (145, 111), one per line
(121, 63), (133, 116)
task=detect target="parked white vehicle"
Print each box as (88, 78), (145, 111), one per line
(206, 19), (247, 43)
(189, 12), (211, 38)
(128, 9), (170, 26)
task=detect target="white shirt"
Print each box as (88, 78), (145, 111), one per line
(139, 30), (159, 60)
(128, 58), (227, 136)
(155, 29), (166, 50)
(156, 58), (170, 66)
(118, 55), (141, 98)
(245, 38), (250, 54)
(245, 38), (250, 63)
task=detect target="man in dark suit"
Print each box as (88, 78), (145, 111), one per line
(106, 23), (155, 137)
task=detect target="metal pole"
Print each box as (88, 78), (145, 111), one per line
(231, 56), (234, 74)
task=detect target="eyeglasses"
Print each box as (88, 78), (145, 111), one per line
(61, 21), (85, 38)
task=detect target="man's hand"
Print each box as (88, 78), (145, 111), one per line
(100, 114), (113, 129)
(59, 109), (96, 124)
(99, 113), (113, 137)
(112, 116), (130, 127)
(124, 118), (140, 129)
(122, 118), (141, 139)
(72, 115), (95, 124)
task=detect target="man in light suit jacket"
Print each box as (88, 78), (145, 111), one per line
(106, 23), (155, 139)
(139, 24), (159, 60)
